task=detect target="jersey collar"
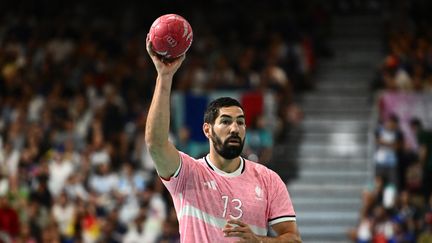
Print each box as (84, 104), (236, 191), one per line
(204, 155), (245, 177)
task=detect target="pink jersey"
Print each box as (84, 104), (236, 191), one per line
(161, 152), (296, 242)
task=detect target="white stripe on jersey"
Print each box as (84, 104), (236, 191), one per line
(178, 197), (268, 236)
(269, 216), (296, 226)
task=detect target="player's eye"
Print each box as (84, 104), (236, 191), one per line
(237, 120), (245, 126)
(221, 119), (231, 125)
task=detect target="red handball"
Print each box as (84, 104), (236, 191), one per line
(148, 14), (193, 59)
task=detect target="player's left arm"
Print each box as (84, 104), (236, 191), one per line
(269, 220), (301, 242)
(223, 219), (301, 242)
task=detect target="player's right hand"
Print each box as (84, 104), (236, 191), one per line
(223, 219), (262, 243)
(146, 36), (185, 78)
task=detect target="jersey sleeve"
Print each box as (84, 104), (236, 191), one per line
(160, 151), (193, 195)
(267, 171), (296, 225)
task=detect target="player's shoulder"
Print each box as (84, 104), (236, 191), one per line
(243, 158), (279, 178)
(179, 151), (206, 166)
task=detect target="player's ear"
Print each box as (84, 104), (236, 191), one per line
(203, 123), (211, 138)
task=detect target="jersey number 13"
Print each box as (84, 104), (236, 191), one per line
(222, 195), (243, 219)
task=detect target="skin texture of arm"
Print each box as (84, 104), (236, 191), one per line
(145, 41), (185, 179)
(223, 219), (302, 243)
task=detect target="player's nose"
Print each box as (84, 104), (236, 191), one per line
(229, 122), (240, 133)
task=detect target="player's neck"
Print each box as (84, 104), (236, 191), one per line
(208, 152), (241, 173)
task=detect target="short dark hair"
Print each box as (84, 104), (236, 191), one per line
(204, 97), (244, 124)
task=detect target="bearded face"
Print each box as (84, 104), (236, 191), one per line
(210, 126), (245, 160)
(205, 106), (246, 160)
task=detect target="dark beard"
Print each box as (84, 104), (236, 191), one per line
(210, 128), (244, 160)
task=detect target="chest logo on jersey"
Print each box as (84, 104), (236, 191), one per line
(203, 180), (217, 190)
(255, 186), (263, 200)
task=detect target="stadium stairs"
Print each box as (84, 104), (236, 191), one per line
(277, 14), (384, 242)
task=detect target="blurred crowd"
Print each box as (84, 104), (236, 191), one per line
(351, 1), (432, 242)
(0, 1), (330, 242)
(372, 0), (432, 92)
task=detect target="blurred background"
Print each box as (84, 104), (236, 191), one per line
(0, 0), (432, 242)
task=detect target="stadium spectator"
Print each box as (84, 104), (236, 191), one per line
(48, 148), (74, 197)
(14, 223), (37, 243)
(51, 192), (75, 241)
(0, 195), (20, 240)
(374, 114), (404, 188)
(243, 114), (274, 163)
(123, 206), (148, 243)
(25, 201), (50, 242)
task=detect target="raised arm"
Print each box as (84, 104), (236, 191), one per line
(145, 41), (185, 179)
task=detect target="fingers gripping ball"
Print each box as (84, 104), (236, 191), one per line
(148, 14), (193, 60)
